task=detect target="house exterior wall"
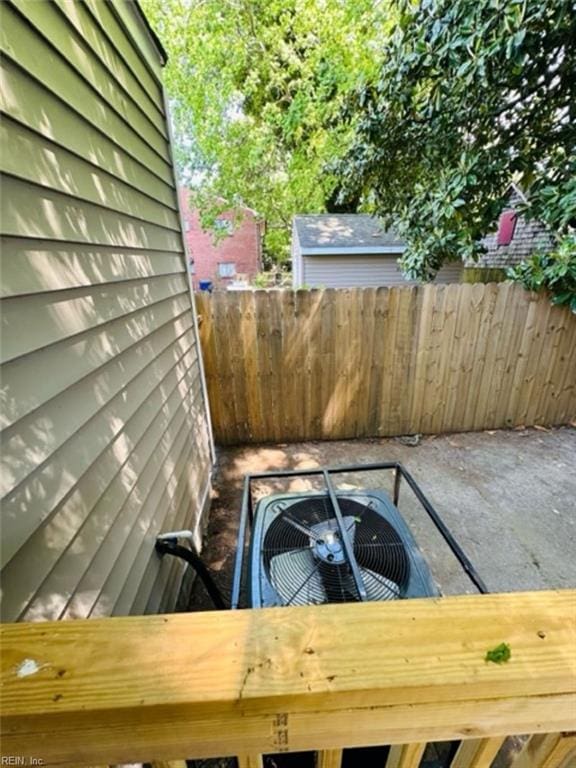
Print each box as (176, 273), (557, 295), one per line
(180, 191), (262, 288)
(301, 254), (463, 288)
(475, 190), (555, 269)
(0, 0), (213, 621)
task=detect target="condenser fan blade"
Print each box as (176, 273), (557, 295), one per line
(253, 491), (439, 607)
(269, 549), (327, 606)
(360, 568), (400, 600)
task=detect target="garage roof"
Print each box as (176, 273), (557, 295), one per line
(294, 214), (405, 255)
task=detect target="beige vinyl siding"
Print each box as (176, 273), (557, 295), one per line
(1, 118), (180, 230)
(0, 0), (212, 622)
(1, 4), (172, 184)
(0, 238), (185, 297)
(1, 58), (175, 208)
(302, 254), (463, 287)
(52, 0), (167, 135)
(82, 0), (164, 107)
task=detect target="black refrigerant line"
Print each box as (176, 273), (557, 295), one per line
(155, 539), (227, 610)
(231, 461), (488, 608)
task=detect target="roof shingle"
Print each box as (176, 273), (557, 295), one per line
(294, 214), (405, 251)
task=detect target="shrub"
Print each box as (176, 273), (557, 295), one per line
(508, 235), (576, 313)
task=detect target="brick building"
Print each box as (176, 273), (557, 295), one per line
(179, 189), (263, 289)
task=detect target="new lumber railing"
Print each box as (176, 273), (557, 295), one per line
(1, 591), (575, 767)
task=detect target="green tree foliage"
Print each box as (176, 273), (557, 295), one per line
(337, 0), (576, 281)
(142, 0), (392, 265)
(508, 235), (576, 312)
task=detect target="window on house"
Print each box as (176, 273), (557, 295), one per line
(218, 262), (236, 278)
(497, 210), (517, 246)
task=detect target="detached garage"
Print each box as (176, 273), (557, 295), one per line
(291, 214), (463, 288)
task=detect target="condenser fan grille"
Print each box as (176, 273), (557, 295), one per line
(262, 496), (410, 606)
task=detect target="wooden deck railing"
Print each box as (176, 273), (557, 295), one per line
(1, 591), (575, 767)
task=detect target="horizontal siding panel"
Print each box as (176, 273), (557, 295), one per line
(142, 556), (183, 615)
(10, 0), (169, 157)
(108, 0), (165, 83)
(0, 0), (213, 623)
(23, 420), (190, 621)
(1, 176), (183, 250)
(303, 256), (463, 288)
(0, 119), (180, 231)
(4, 355), (202, 622)
(0, 6), (173, 184)
(142, 479), (210, 616)
(1, 273), (188, 365)
(0, 239), (184, 298)
(65, 414), (197, 621)
(149, 552), (186, 614)
(60, 376), (204, 621)
(0, 332), (197, 563)
(0, 354), (200, 621)
(0, 59), (176, 208)
(135, 427), (210, 616)
(0, 314), (194, 500)
(82, 0), (163, 109)
(53, 0), (167, 135)
(88, 399), (206, 619)
(1, 293), (191, 429)
(104, 379), (209, 618)
(304, 255), (412, 288)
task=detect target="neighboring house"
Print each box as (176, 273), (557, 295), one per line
(0, 1), (213, 621)
(469, 187), (556, 280)
(180, 190), (263, 289)
(292, 214), (462, 289)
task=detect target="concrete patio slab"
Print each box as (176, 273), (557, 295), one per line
(189, 426), (576, 609)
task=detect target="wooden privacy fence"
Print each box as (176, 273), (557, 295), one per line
(196, 283), (576, 445)
(1, 590), (575, 767)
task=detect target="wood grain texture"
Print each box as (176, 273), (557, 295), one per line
(386, 742), (427, 768)
(316, 749), (343, 768)
(237, 757), (263, 768)
(450, 737), (506, 768)
(197, 286), (576, 444)
(1, 591), (575, 766)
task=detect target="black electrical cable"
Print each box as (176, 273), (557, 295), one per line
(155, 539), (227, 610)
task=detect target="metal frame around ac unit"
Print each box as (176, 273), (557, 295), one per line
(231, 462), (488, 609)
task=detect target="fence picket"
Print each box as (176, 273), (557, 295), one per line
(196, 286), (576, 444)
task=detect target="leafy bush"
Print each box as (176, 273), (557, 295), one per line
(508, 235), (576, 313)
(252, 272), (270, 288)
